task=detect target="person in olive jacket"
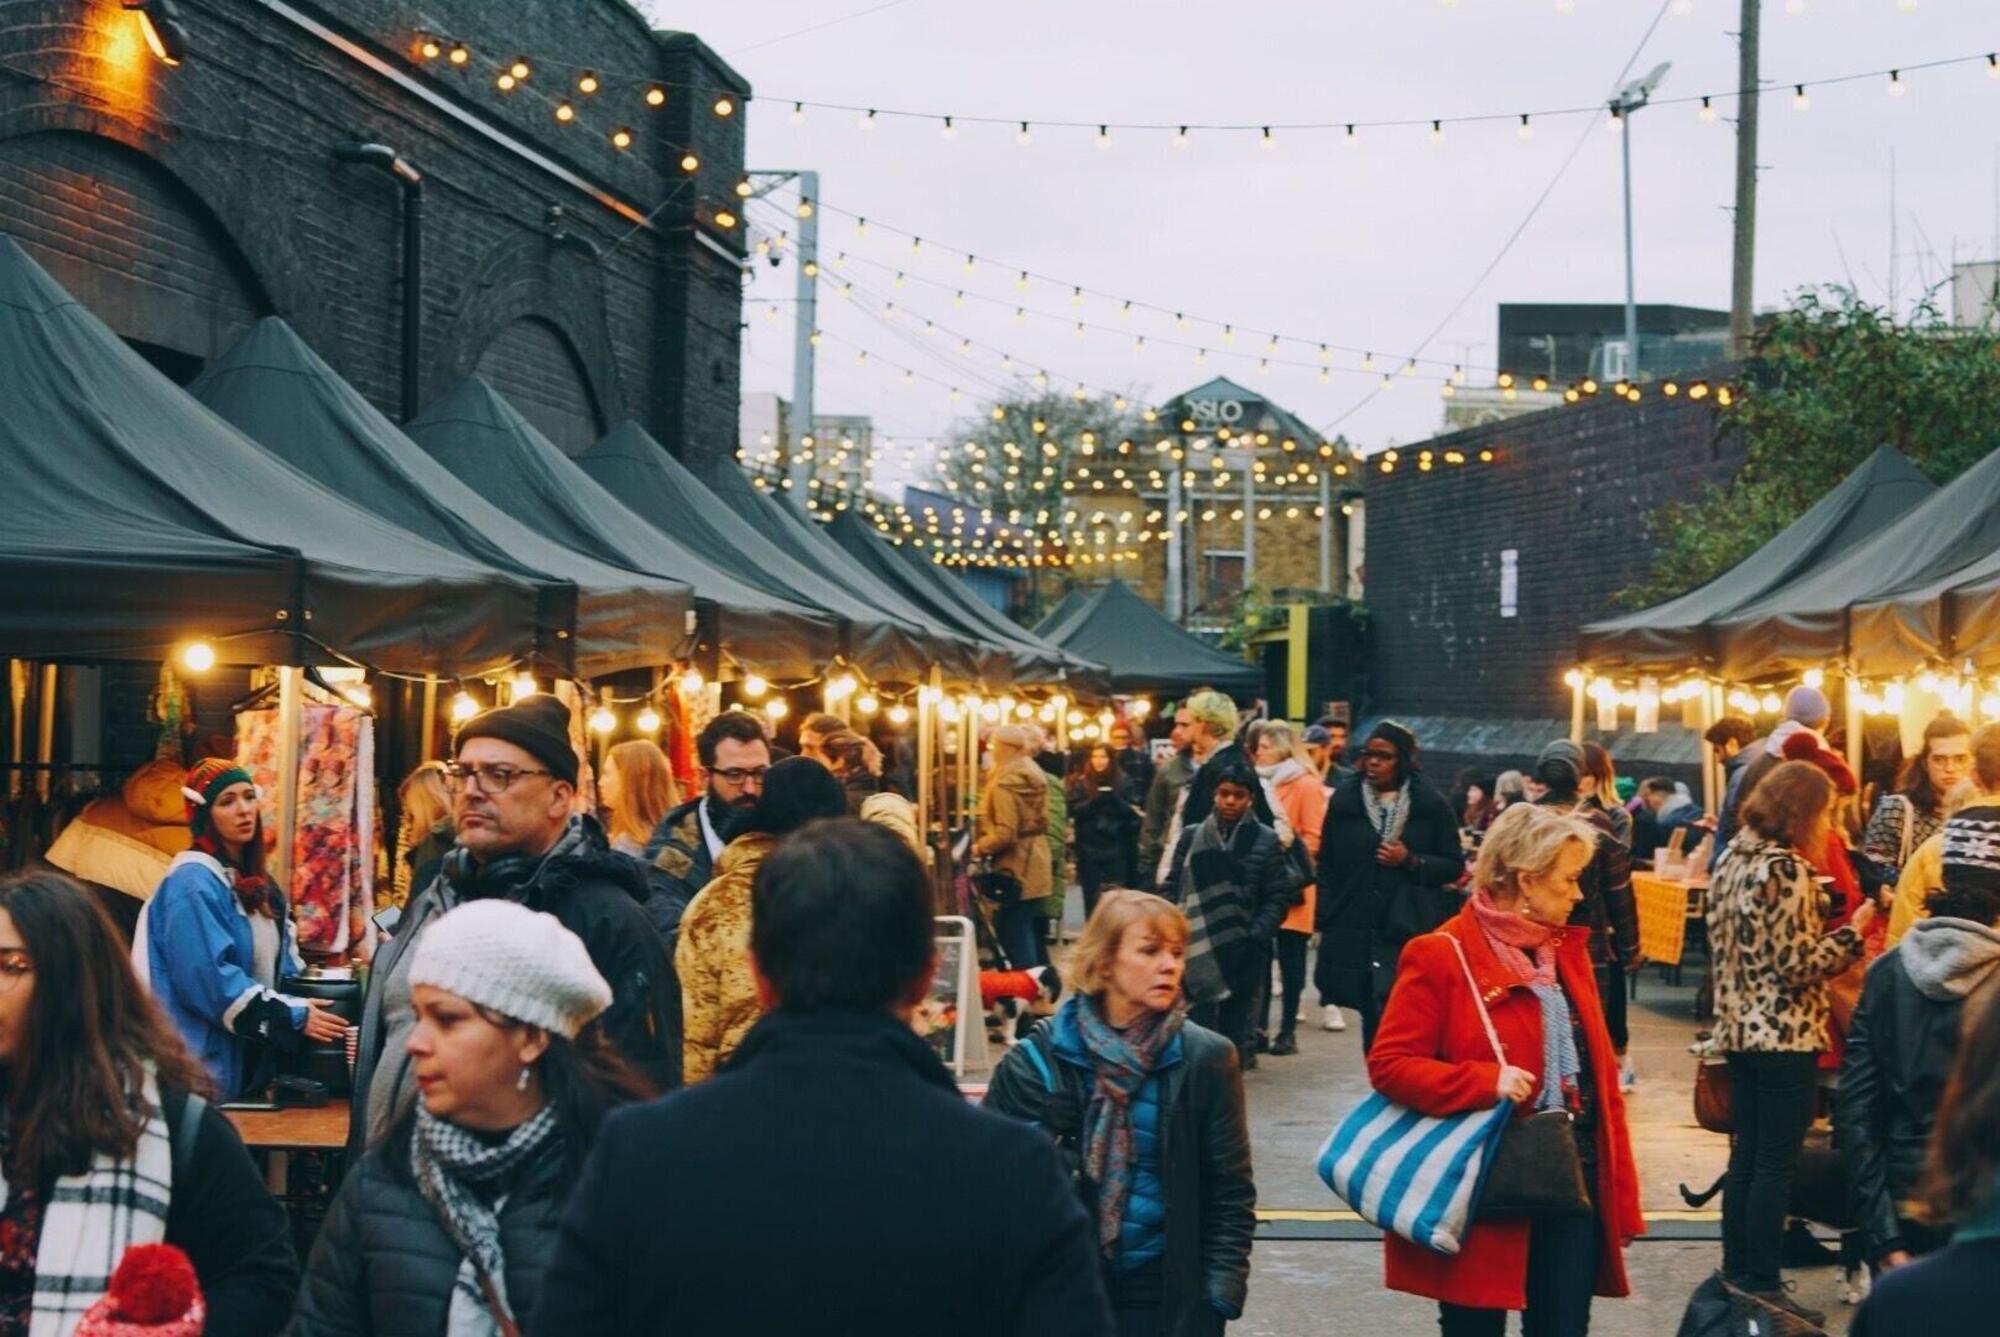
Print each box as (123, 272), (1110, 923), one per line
(987, 889), (1255, 1337)
(1836, 810), (2000, 1273)
(1314, 721), (1465, 1050)
(290, 901), (652, 1337)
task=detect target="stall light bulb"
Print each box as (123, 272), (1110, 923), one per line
(1981, 695), (2000, 719)
(450, 692), (479, 723)
(764, 699), (789, 721)
(512, 674), (537, 699)
(887, 703), (910, 725)
(1802, 668), (1823, 689)
(1563, 668), (1585, 689)
(588, 707), (617, 735)
(1066, 709), (1085, 727)
(856, 693), (880, 715)
(680, 669), (705, 696)
(937, 700), (959, 723)
(1759, 693), (1782, 714)
(979, 701), (1000, 723)
(1917, 671), (1940, 694)
(1885, 682), (1908, 713)
(635, 707), (662, 733)
(344, 685), (373, 710)
(1131, 699), (1152, 717)
(741, 674), (768, 699)
(180, 641), (216, 672)
(1039, 704), (1057, 723)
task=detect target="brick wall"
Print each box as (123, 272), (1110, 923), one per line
(1365, 390), (1743, 722)
(0, 0), (747, 472)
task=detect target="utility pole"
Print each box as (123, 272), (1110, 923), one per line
(1729, 0), (1761, 358)
(1165, 455), (1185, 620)
(745, 169), (821, 508)
(1610, 63), (1669, 382)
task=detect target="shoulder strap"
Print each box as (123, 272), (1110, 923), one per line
(1896, 794), (1913, 867)
(174, 1092), (206, 1184)
(1021, 1028), (1060, 1094)
(1439, 932), (1507, 1067)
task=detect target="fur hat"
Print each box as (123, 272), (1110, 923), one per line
(409, 899), (610, 1038)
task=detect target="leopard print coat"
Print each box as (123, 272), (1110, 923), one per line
(1706, 832), (1865, 1053)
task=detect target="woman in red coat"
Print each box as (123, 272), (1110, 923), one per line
(1369, 803), (1645, 1335)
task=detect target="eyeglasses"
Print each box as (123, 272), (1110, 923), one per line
(0, 950), (31, 993)
(442, 762), (552, 795)
(710, 766), (770, 786)
(1361, 748), (1400, 763)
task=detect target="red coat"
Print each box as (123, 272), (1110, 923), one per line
(1367, 904), (1645, 1311)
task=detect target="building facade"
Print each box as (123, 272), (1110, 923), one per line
(0, 0), (748, 470)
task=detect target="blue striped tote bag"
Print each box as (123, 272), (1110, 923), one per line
(1314, 933), (1516, 1255)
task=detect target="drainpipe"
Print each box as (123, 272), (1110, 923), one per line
(335, 143), (424, 420)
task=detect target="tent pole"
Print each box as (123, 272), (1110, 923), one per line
(1702, 682), (1722, 817)
(34, 664), (56, 804)
(273, 666), (304, 894)
(7, 662), (25, 801)
(917, 676), (935, 862)
(1844, 672), (1864, 795)
(419, 674), (438, 763)
(1569, 675), (1586, 745)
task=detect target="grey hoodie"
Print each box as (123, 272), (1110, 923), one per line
(1899, 915), (2000, 1001)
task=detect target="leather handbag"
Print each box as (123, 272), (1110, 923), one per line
(1693, 1056), (1734, 1134)
(1443, 935), (1594, 1221)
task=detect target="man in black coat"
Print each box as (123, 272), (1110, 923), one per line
(1314, 721), (1464, 1050)
(352, 695), (680, 1153)
(535, 819), (1114, 1337)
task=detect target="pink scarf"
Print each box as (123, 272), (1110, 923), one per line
(1469, 887), (1559, 987)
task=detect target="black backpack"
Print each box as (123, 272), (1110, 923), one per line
(1677, 1272), (1826, 1337)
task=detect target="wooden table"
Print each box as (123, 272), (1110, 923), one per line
(223, 1103), (348, 1194)
(1632, 870), (1706, 970)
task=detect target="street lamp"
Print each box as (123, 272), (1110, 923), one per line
(1609, 62), (1670, 382)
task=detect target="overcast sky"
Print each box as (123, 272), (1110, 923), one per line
(641, 0), (2000, 490)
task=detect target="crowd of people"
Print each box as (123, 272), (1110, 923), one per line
(3, 680), (1998, 1334)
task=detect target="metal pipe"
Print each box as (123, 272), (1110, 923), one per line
(1621, 112), (1639, 381)
(335, 143), (424, 420)
(789, 170), (821, 505)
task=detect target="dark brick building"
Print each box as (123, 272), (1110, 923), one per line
(0, 0), (748, 472)
(1362, 384), (1743, 784)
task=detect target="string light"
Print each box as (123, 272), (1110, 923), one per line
(447, 42), (469, 65)
(611, 126), (633, 149)
(635, 706), (662, 733)
(680, 668), (705, 695)
(1793, 84), (1810, 111)
(1016, 120), (1032, 145)
(588, 706), (617, 735)
(712, 95), (735, 117)
(679, 151), (699, 172)
(859, 108), (878, 130)
(645, 85), (666, 106)
(1517, 113), (1533, 140)
(741, 674), (769, 699)
(1698, 95), (1716, 122)
(179, 641), (215, 672)
(495, 72), (516, 91)
(1096, 124), (1112, 149)
(1887, 69), (1905, 97)
(1173, 126), (1189, 149)
(790, 100), (805, 123)
(417, 34), (441, 60)
(508, 58), (530, 80)
(577, 71), (599, 94)
(449, 691), (479, 723)
(554, 101), (574, 123)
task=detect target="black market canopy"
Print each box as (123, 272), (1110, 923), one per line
(0, 235), (539, 671)
(1035, 578), (1262, 699)
(821, 510), (1105, 689)
(1712, 441), (2000, 680)
(701, 469), (991, 684)
(1579, 445), (1935, 675)
(407, 379), (840, 681)
(574, 423), (934, 683)
(1032, 587), (1095, 643)
(189, 320), (694, 677)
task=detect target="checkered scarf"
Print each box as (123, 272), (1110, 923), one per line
(410, 1101), (559, 1335)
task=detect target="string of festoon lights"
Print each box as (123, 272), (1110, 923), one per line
(1562, 663), (2000, 737)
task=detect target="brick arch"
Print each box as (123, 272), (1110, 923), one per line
(432, 233), (627, 447)
(474, 315), (604, 455)
(0, 120), (282, 372)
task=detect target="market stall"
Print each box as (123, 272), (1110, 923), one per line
(1033, 578), (1262, 700)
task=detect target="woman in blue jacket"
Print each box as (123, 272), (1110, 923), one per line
(135, 758), (345, 1096)
(986, 889), (1255, 1337)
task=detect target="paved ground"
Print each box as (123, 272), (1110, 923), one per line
(1227, 954), (1865, 1334)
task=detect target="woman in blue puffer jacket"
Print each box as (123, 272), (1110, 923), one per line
(985, 889), (1257, 1337)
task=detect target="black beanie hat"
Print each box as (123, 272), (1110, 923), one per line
(455, 693), (579, 786)
(1368, 720), (1419, 769)
(745, 756), (849, 836)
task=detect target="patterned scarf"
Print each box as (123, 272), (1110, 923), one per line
(191, 831), (280, 919)
(1470, 889), (1579, 1111)
(1361, 782), (1411, 846)
(411, 1101), (560, 1335)
(1074, 995), (1187, 1258)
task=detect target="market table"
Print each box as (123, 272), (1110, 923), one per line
(1632, 869), (1706, 973)
(223, 1103), (348, 1195)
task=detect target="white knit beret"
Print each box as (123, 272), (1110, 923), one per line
(408, 900), (612, 1038)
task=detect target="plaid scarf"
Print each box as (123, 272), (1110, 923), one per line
(1177, 816), (1259, 1004)
(1470, 889), (1579, 1111)
(0, 1068), (172, 1336)
(411, 1101), (560, 1335)
(1074, 995), (1187, 1259)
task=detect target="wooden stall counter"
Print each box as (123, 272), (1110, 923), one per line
(222, 1101), (349, 1196)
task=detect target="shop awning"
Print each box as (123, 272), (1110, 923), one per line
(189, 320), (694, 676)
(1032, 588), (1096, 642)
(573, 423), (933, 682)
(1713, 443), (2000, 679)
(1579, 445), (1934, 674)
(822, 511), (1106, 689)
(0, 235), (539, 671)
(1035, 579), (1262, 699)
(407, 379), (838, 680)
(702, 470), (988, 683)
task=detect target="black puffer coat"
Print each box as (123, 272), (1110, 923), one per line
(288, 1120), (572, 1336)
(1313, 774), (1464, 1011)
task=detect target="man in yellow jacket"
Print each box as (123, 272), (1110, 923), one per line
(676, 757), (848, 1081)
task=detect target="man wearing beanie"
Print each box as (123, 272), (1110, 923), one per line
(1716, 686), (1833, 860)
(677, 756), (849, 1082)
(1314, 720), (1464, 1048)
(352, 694), (678, 1154)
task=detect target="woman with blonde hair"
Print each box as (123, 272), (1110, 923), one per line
(393, 761), (454, 907)
(1370, 803), (1644, 1335)
(1249, 719), (1330, 1052)
(985, 889), (1254, 1337)
(599, 740), (681, 859)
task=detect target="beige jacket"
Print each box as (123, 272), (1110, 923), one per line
(675, 830), (778, 1083)
(974, 757), (1053, 900)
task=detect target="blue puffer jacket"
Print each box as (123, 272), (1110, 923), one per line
(1028, 995), (1183, 1272)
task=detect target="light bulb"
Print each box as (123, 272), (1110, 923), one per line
(1802, 668), (1824, 689)
(588, 707), (617, 735)
(790, 101), (805, 123)
(1428, 120), (1444, 145)
(859, 109), (877, 131)
(940, 116), (956, 140)
(856, 694), (880, 715)
(495, 72), (516, 91)
(1343, 124), (1358, 149)
(512, 674), (537, 699)
(645, 85), (666, 107)
(1792, 85), (1810, 112)
(635, 707), (662, 733)
(1887, 71), (1905, 97)
(1016, 121), (1032, 145)
(741, 674), (768, 699)
(712, 96), (735, 117)
(180, 641), (216, 672)
(1096, 125), (1111, 150)
(611, 127), (635, 150)
(1517, 114), (1533, 140)
(680, 669), (705, 696)
(1130, 699), (1152, 717)
(1260, 126), (1275, 151)
(1172, 126), (1189, 150)
(764, 699), (789, 721)
(450, 692), (479, 723)
(887, 704), (910, 725)
(447, 43), (469, 65)
(1698, 96), (1716, 123)
(554, 102), (575, 123)
(577, 71), (599, 94)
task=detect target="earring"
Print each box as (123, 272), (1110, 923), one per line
(516, 1066), (532, 1092)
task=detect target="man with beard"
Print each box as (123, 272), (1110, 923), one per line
(350, 694), (678, 1152)
(642, 710), (772, 949)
